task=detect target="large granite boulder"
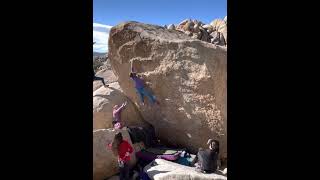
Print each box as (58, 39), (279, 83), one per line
(108, 22), (227, 158)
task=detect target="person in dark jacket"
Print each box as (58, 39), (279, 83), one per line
(195, 139), (220, 173)
(93, 69), (108, 87)
(93, 42), (109, 87)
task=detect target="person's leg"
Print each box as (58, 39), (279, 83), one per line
(141, 88), (156, 104)
(124, 162), (130, 180)
(98, 77), (106, 86)
(94, 76), (106, 86)
(136, 88), (145, 104)
(119, 165), (125, 180)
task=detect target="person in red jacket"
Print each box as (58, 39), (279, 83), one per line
(108, 132), (133, 180)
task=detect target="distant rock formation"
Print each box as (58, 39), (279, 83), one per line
(164, 18), (227, 46)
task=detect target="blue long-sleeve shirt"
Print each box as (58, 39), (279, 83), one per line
(130, 66), (145, 89)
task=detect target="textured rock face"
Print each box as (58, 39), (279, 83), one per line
(144, 159), (227, 180)
(108, 22), (227, 156)
(93, 128), (137, 180)
(93, 82), (146, 130)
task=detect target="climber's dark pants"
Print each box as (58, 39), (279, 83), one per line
(93, 76), (106, 86)
(119, 162), (130, 180)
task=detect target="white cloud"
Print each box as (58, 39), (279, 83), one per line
(93, 23), (112, 53)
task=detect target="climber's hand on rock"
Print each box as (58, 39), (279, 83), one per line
(123, 101), (127, 106)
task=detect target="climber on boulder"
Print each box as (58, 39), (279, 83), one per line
(112, 101), (127, 129)
(129, 60), (159, 106)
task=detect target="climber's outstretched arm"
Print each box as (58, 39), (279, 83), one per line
(114, 101), (127, 113)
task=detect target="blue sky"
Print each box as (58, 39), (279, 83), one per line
(93, 0), (227, 52)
